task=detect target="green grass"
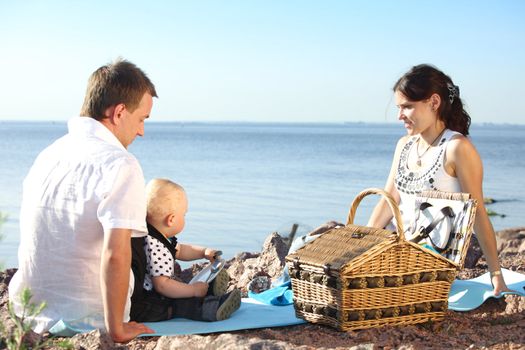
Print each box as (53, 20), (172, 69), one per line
(0, 288), (72, 350)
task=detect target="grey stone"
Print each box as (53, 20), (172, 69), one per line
(154, 334), (312, 350)
(256, 232), (288, 279)
(226, 233), (288, 294)
(504, 295), (525, 314)
(70, 329), (124, 350)
(497, 229), (525, 257)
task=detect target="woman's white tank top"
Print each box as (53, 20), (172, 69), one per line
(392, 129), (462, 231)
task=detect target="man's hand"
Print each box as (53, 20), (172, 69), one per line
(110, 321), (155, 343)
(192, 281), (209, 297)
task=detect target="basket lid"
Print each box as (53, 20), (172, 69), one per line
(285, 224), (397, 272)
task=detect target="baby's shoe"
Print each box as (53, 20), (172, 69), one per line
(215, 289), (241, 321)
(211, 269), (230, 296)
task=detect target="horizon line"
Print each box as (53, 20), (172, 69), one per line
(0, 119), (524, 127)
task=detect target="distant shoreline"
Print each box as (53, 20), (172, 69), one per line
(1, 120), (525, 127)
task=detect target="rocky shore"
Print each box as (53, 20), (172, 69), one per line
(1, 226), (524, 350)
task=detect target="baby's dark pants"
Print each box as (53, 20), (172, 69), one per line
(130, 281), (222, 322)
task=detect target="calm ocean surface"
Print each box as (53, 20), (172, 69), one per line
(1, 121), (524, 268)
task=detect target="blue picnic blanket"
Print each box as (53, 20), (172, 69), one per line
(49, 297), (305, 337)
(50, 269), (524, 337)
(448, 268), (525, 311)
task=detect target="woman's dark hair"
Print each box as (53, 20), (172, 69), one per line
(393, 64), (471, 136)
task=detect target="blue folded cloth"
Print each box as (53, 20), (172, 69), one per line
(249, 233), (318, 305)
(248, 281), (294, 305)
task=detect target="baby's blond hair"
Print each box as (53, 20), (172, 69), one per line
(145, 178), (186, 221)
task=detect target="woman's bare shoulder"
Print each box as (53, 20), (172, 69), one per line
(448, 133), (475, 152)
(447, 133), (480, 163)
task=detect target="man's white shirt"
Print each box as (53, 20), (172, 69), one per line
(9, 117), (147, 332)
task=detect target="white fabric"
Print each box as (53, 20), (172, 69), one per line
(9, 117), (147, 333)
(392, 129), (462, 232)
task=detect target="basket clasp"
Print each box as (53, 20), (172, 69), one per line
(293, 257), (301, 271)
(352, 232), (365, 239)
(323, 263), (332, 276)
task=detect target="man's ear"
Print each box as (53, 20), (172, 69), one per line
(104, 103), (126, 125)
(113, 103), (127, 125)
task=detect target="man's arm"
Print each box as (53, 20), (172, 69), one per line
(100, 228), (153, 342)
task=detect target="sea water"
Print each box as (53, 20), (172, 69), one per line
(1, 121), (524, 268)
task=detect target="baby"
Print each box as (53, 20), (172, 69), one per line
(130, 178), (240, 322)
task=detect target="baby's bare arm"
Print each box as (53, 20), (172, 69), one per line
(152, 276), (208, 298)
(176, 243), (218, 262)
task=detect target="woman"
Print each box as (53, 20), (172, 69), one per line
(367, 64), (510, 295)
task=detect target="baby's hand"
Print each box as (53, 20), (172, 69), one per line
(192, 282), (209, 297)
(204, 248), (219, 262)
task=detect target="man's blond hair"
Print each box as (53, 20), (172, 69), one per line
(146, 178), (186, 220)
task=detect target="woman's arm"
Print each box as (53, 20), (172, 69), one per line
(367, 137), (405, 229)
(447, 137), (510, 295)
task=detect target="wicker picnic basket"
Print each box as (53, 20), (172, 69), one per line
(285, 188), (471, 331)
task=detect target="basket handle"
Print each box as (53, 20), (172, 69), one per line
(346, 188), (405, 240)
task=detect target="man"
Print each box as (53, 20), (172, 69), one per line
(9, 59), (156, 342)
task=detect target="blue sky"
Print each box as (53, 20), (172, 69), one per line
(1, 0), (524, 123)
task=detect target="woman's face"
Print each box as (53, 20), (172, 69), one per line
(395, 90), (436, 135)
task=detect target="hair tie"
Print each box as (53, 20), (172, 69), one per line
(447, 83), (460, 104)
